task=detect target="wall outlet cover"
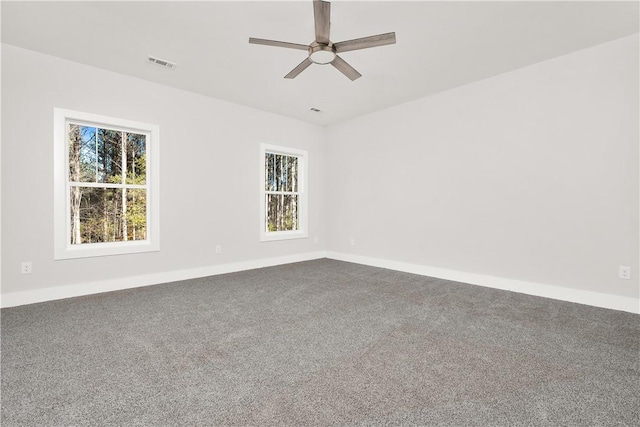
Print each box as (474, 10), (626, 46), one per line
(21, 262), (32, 274)
(618, 266), (631, 280)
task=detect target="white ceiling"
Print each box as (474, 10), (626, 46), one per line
(2, 1), (638, 126)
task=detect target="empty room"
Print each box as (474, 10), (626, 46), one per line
(1, 0), (639, 425)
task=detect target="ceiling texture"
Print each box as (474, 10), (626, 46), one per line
(2, 0), (638, 126)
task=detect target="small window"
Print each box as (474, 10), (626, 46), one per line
(260, 144), (308, 241)
(54, 109), (159, 259)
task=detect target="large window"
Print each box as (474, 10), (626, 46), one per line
(54, 109), (159, 259)
(260, 144), (308, 241)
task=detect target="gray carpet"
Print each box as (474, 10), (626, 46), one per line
(1, 259), (639, 426)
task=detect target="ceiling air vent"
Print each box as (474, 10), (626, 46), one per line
(147, 55), (177, 70)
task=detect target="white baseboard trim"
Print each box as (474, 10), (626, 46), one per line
(4, 251), (638, 314)
(326, 251), (640, 315)
(1, 251), (328, 308)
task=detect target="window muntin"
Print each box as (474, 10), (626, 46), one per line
(260, 144), (308, 241)
(54, 109), (159, 259)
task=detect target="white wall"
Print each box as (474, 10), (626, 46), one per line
(1, 44), (327, 302)
(326, 35), (639, 303)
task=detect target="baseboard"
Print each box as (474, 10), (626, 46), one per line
(1, 251), (328, 308)
(4, 251), (638, 314)
(326, 251), (640, 315)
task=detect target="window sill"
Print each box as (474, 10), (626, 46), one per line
(55, 240), (159, 260)
(260, 231), (308, 242)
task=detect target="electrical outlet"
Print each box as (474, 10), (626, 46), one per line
(215, 245), (222, 254)
(314, 236), (319, 244)
(350, 238), (355, 246)
(618, 266), (630, 280)
(21, 262), (32, 274)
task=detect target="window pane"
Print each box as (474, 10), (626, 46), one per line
(125, 133), (147, 185)
(289, 156), (298, 192)
(265, 153), (275, 191)
(285, 194), (299, 231)
(69, 124), (97, 182)
(266, 193), (299, 232)
(274, 154), (283, 191)
(283, 155), (290, 192)
(125, 189), (147, 241)
(70, 187), (124, 244)
(281, 156), (287, 192)
(97, 128), (123, 184)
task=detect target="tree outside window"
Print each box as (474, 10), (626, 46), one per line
(68, 124), (147, 244)
(260, 144), (308, 241)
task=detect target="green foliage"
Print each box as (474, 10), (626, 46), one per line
(69, 126), (147, 244)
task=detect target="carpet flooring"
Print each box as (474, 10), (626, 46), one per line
(1, 259), (639, 426)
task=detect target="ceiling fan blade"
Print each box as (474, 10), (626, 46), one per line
(249, 38), (309, 51)
(284, 58), (313, 79)
(331, 55), (362, 81)
(334, 32), (396, 53)
(313, 0), (331, 44)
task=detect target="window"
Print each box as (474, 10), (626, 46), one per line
(260, 144), (308, 241)
(54, 109), (159, 259)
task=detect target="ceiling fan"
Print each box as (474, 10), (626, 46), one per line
(249, 0), (396, 81)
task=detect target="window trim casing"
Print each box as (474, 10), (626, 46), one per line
(53, 108), (160, 259)
(260, 143), (308, 242)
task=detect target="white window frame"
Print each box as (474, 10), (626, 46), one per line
(260, 143), (308, 242)
(53, 108), (160, 259)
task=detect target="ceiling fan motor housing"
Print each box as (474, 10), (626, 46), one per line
(309, 42), (336, 65)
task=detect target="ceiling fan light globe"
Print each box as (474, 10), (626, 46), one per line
(309, 46), (336, 64)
